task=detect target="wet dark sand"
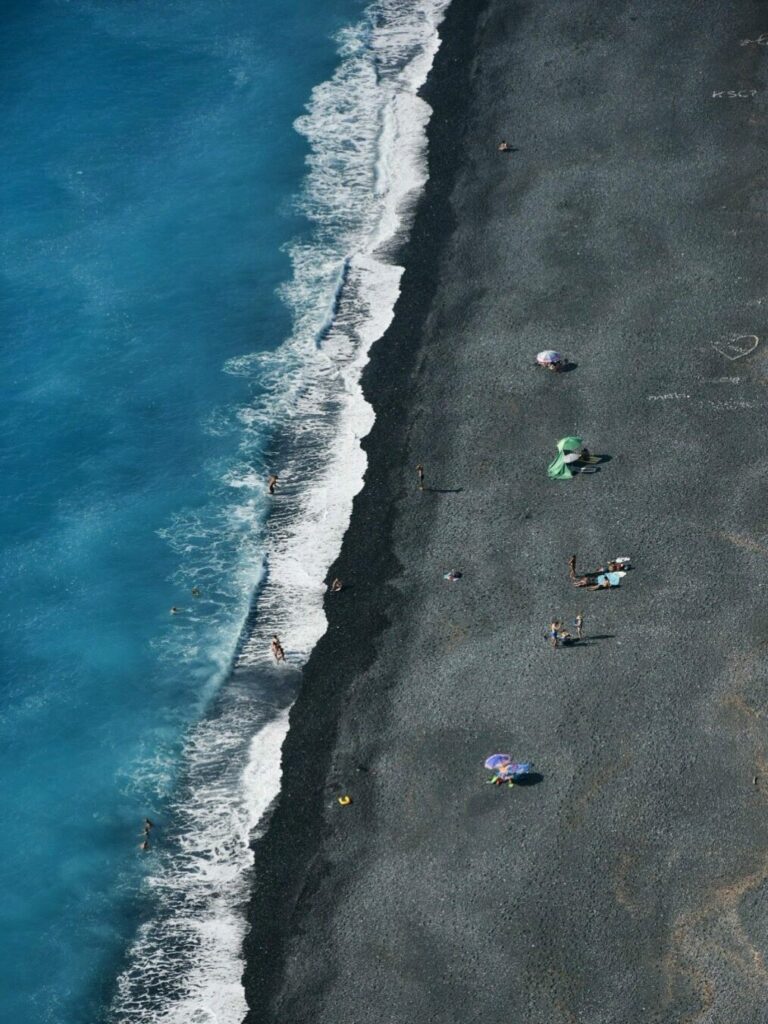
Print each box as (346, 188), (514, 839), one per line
(244, 1), (768, 1020)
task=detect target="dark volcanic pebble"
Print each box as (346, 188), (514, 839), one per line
(244, 1), (768, 1022)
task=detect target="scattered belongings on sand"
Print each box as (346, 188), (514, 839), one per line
(484, 755), (533, 787)
(536, 349), (566, 371)
(589, 571), (626, 589)
(571, 556), (631, 589)
(547, 436), (593, 479)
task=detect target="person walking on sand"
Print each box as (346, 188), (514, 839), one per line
(568, 554), (577, 581)
(416, 464), (425, 490)
(267, 474), (279, 495)
(270, 634), (285, 663)
(575, 611), (584, 640)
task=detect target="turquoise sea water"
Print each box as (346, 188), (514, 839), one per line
(1, 0), (450, 1020)
(0, 2), (361, 1021)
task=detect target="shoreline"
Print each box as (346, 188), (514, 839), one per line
(242, 0), (487, 1014)
(244, 0), (768, 1020)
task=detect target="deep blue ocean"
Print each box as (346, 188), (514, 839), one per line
(0, 0), (447, 1021)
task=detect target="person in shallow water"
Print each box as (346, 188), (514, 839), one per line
(270, 635), (285, 663)
(267, 473), (279, 495)
(330, 578), (343, 593)
(143, 818), (154, 834)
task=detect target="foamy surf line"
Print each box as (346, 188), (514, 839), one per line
(107, 1), (451, 1021)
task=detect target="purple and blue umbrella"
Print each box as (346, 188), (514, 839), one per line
(484, 754), (533, 780)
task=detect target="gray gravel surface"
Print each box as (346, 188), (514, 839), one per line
(245, 1), (768, 1021)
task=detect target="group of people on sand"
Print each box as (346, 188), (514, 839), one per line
(548, 613), (584, 650)
(548, 555), (631, 648)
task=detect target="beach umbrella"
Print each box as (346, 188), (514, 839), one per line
(547, 435), (585, 480)
(536, 350), (563, 366)
(484, 755), (533, 780)
(484, 753), (512, 771)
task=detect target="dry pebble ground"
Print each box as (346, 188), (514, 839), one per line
(245, 1), (768, 1022)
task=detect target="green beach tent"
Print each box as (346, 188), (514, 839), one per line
(547, 436), (585, 480)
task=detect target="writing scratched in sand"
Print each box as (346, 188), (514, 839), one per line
(712, 335), (759, 360)
(740, 33), (768, 46)
(703, 399), (760, 411)
(712, 89), (758, 99)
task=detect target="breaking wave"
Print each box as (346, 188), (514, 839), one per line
(108, 1), (450, 1021)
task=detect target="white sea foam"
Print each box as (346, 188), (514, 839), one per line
(109, 1), (450, 1021)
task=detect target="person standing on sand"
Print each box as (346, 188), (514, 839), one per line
(270, 634), (285, 663)
(549, 620), (561, 650)
(267, 474), (278, 495)
(575, 611), (584, 640)
(568, 554), (577, 581)
(416, 464), (425, 490)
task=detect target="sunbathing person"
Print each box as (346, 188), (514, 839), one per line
(586, 571), (626, 590)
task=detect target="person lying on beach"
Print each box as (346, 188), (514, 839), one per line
(270, 635), (285, 663)
(585, 571), (626, 590)
(497, 140), (512, 152)
(443, 570), (462, 581)
(572, 574), (597, 588)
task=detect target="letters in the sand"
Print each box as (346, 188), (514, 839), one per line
(712, 89), (758, 99)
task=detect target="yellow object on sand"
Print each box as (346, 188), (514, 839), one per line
(338, 794), (352, 806)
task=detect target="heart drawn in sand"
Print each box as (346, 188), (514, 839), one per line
(713, 335), (760, 361)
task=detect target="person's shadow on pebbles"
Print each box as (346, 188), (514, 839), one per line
(513, 772), (543, 787)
